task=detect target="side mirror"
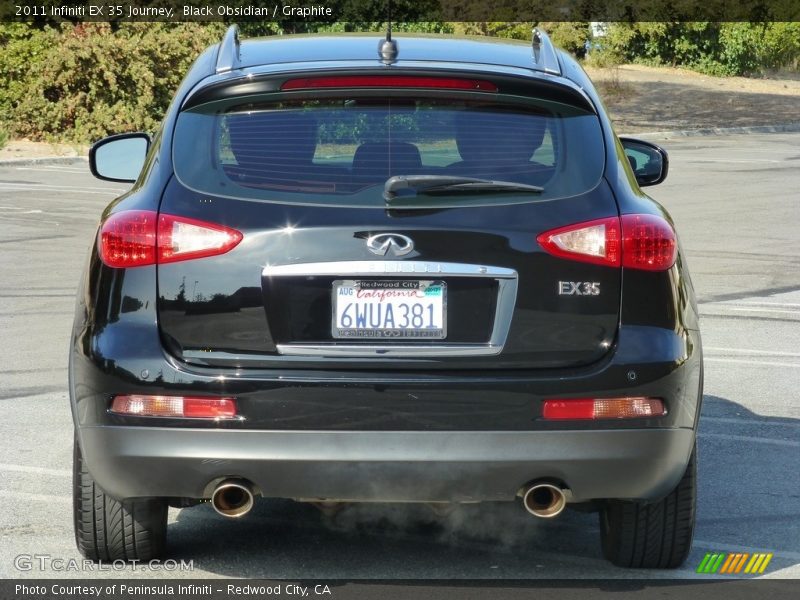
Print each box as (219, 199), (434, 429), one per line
(89, 133), (151, 183)
(619, 137), (669, 187)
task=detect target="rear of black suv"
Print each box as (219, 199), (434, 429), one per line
(70, 29), (702, 568)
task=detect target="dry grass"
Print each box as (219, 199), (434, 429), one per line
(589, 66), (637, 100)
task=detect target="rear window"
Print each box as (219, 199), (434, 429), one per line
(173, 95), (605, 207)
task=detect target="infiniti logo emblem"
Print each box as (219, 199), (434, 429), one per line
(366, 233), (415, 257)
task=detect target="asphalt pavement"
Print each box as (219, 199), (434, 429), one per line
(0, 134), (798, 579)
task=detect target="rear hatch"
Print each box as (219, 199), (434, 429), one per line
(158, 73), (619, 370)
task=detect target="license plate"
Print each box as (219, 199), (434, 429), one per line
(332, 280), (446, 339)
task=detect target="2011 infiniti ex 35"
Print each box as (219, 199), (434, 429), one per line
(71, 26), (702, 568)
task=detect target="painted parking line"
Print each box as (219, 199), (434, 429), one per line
(704, 357), (800, 368)
(673, 158), (782, 163)
(702, 416), (799, 427)
(720, 302), (800, 309)
(699, 432), (800, 447)
(723, 307), (799, 315)
(0, 183), (125, 192)
(0, 490), (71, 504)
(0, 463), (71, 477)
(704, 348), (800, 357)
(14, 167), (88, 173)
(700, 306), (799, 316)
(0, 187), (122, 196)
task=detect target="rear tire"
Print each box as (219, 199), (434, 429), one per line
(73, 434), (167, 561)
(600, 443), (696, 568)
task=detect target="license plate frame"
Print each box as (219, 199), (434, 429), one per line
(332, 279), (447, 340)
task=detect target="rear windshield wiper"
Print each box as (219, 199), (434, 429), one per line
(384, 175), (544, 202)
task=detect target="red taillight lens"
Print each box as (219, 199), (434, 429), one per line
(98, 211), (243, 268)
(99, 210), (157, 268)
(281, 76), (498, 92)
(536, 214), (676, 271)
(110, 395), (237, 419)
(620, 214), (677, 271)
(542, 397), (665, 420)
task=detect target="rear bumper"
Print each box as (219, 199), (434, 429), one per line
(78, 425), (695, 503)
(71, 297), (702, 503)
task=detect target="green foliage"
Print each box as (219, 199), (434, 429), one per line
(237, 22), (283, 37)
(309, 21), (455, 34)
(2, 21), (797, 144)
(448, 22), (589, 57)
(599, 22), (800, 77)
(9, 23), (225, 143)
(0, 127), (8, 150)
(0, 23), (60, 130)
(541, 22), (591, 58)
(755, 22), (800, 70)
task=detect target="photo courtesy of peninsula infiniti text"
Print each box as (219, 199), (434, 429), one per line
(71, 26), (703, 568)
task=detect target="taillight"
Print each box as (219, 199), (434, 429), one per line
(158, 214), (243, 264)
(536, 214), (677, 271)
(110, 395), (238, 419)
(99, 210), (157, 268)
(281, 75), (498, 92)
(542, 397), (665, 420)
(98, 211), (242, 268)
(619, 214), (678, 271)
(536, 217), (620, 268)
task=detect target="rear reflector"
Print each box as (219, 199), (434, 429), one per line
(536, 214), (677, 271)
(542, 397), (666, 420)
(281, 76), (498, 92)
(99, 210), (242, 268)
(110, 395), (237, 419)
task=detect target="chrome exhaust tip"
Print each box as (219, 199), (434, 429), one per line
(211, 479), (255, 518)
(521, 482), (568, 518)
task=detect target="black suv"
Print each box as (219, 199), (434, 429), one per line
(72, 27), (702, 568)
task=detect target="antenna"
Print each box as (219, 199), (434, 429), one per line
(378, 0), (398, 63)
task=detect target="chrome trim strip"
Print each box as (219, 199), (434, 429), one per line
(263, 261), (518, 358)
(275, 343), (503, 357)
(263, 261), (516, 278)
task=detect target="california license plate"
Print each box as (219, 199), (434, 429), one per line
(333, 280), (446, 339)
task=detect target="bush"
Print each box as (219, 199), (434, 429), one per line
(758, 22), (800, 71)
(451, 22), (590, 57)
(11, 23), (225, 143)
(4, 21), (460, 144)
(540, 22), (591, 58)
(4, 21), (796, 144)
(600, 22), (800, 77)
(0, 23), (60, 130)
(0, 127), (8, 150)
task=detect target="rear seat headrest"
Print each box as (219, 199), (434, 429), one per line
(352, 142), (423, 178)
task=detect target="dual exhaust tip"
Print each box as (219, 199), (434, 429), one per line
(210, 478), (568, 519)
(211, 479), (255, 518)
(521, 482), (568, 519)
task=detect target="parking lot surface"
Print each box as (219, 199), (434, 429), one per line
(1, 133), (798, 579)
